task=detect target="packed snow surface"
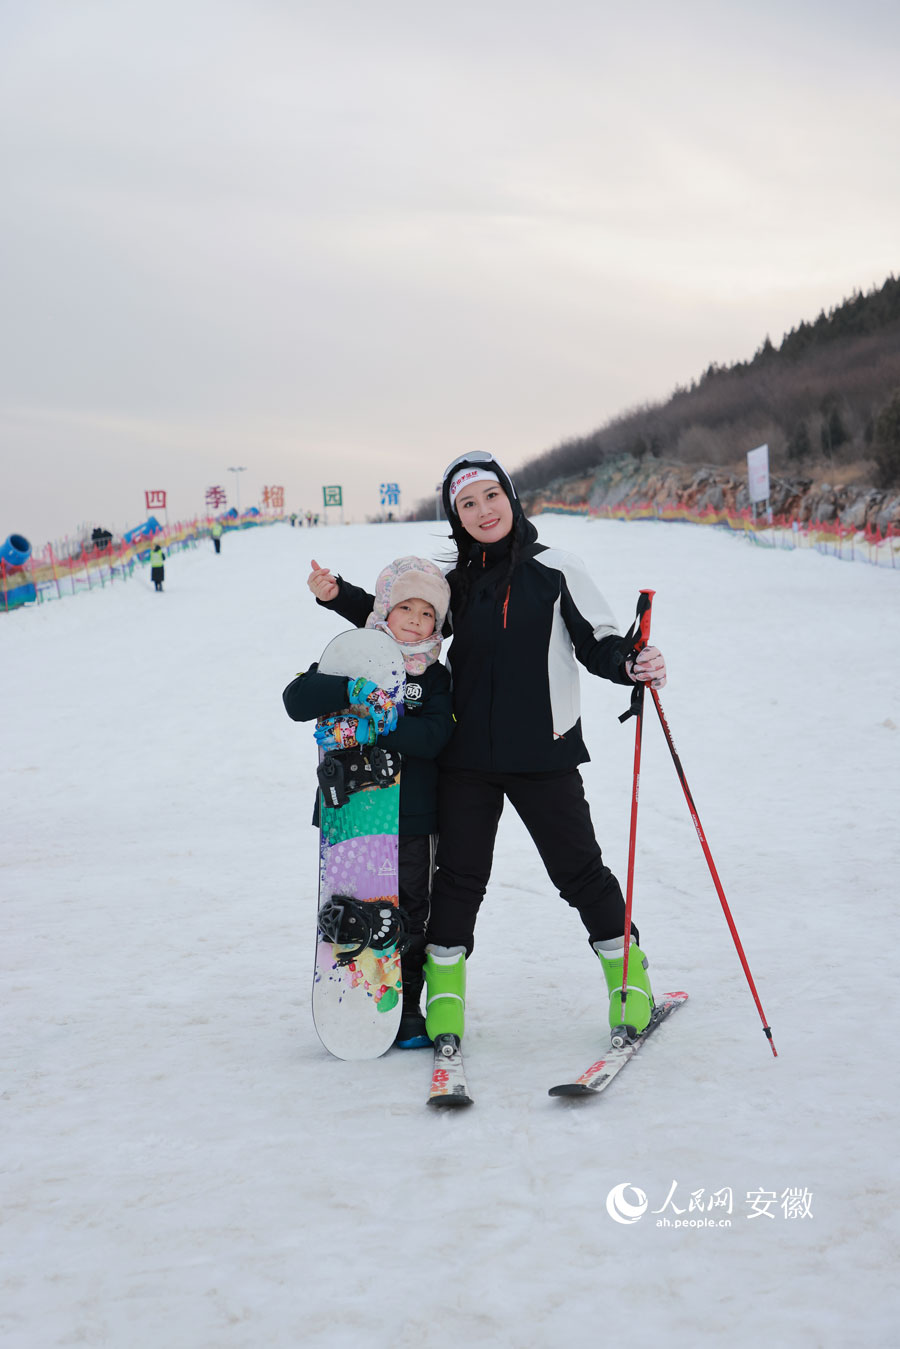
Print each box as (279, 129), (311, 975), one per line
(3, 516), (899, 1348)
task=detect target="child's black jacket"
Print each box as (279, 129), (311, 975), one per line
(282, 658), (453, 835)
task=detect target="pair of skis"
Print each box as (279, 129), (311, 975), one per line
(427, 585), (777, 1106)
(426, 992), (689, 1109)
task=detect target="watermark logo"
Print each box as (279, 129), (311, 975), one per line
(605, 1183), (649, 1225)
(604, 1180), (814, 1228)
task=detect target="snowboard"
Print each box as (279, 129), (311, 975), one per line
(312, 629), (406, 1060)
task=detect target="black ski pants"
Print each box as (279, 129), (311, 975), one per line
(399, 834), (434, 1008)
(427, 767), (634, 955)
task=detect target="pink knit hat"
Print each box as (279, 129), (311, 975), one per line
(367, 556), (449, 629)
(364, 556), (450, 674)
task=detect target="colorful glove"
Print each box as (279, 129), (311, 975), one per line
(314, 716), (374, 751)
(367, 703), (399, 736)
(347, 677), (380, 705)
(314, 705), (399, 750)
(346, 676), (400, 736)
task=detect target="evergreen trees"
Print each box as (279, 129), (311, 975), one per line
(788, 421), (811, 461)
(820, 396), (848, 458)
(873, 389), (900, 487)
(405, 274), (900, 518)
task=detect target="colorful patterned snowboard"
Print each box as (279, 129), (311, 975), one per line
(312, 629), (405, 1060)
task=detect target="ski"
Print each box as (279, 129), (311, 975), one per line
(427, 1033), (473, 1108)
(548, 991), (688, 1098)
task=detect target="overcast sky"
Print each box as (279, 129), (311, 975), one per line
(2, 0), (898, 545)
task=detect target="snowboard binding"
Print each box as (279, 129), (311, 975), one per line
(318, 895), (409, 964)
(316, 747), (398, 809)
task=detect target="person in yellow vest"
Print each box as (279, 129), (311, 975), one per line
(211, 521), (223, 554)
(149, 542), (166, 591)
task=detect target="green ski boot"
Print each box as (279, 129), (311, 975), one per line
(593, 937), (654, 1043)
(424, 944), (466, 1041)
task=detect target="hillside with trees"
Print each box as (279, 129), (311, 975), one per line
(409, 274), (900, 520)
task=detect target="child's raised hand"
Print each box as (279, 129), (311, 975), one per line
(308, 558), (338, 602)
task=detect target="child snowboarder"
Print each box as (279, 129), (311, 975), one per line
(284, 555), (454, 1048)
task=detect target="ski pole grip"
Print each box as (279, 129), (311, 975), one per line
(626, 589), (655, 661)
(618, 590), (656, 723)
(634, 590), (655, 647)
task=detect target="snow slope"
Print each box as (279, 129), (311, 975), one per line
(3, 516), (899, 1348)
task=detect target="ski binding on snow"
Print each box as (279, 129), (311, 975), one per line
(549, 991), (688, 1098)
(427, 1033), (473, 1109)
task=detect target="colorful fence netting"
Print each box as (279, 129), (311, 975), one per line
(535, 500), (900, 569)
(1, 515), (286, 613)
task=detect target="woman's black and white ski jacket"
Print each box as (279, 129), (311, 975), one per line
(319, 521), (634, 776)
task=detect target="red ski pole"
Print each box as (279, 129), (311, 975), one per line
(649, 687), (777, 1057)
(617, 589), (655, 1032)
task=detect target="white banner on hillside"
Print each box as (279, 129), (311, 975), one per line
(747, 444), (770, 505)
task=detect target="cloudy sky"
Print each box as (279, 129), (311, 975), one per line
(2, 0), (898, 545)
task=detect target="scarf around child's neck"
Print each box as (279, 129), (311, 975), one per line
(365, 620), (442, 677)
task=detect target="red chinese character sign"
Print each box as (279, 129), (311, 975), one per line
(206, 486), (227, 511)
(145, 490), (167, 511)
(262, 485), (285, 512)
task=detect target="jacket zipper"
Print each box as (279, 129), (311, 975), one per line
(479, 549), (510, 626)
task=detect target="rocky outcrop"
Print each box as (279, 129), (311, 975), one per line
(520, 456), (900, 533)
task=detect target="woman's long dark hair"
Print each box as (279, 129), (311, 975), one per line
(444, 511), (525, 619)
(441, 455), (525, 620)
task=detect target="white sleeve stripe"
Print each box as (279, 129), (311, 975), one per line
(535, 548), (620, 639)
(547, 595), (580, 736)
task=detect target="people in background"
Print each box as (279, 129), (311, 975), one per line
(149, 542), (166, 592)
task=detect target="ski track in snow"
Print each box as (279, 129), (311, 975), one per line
(2, 517), (898, 1348)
